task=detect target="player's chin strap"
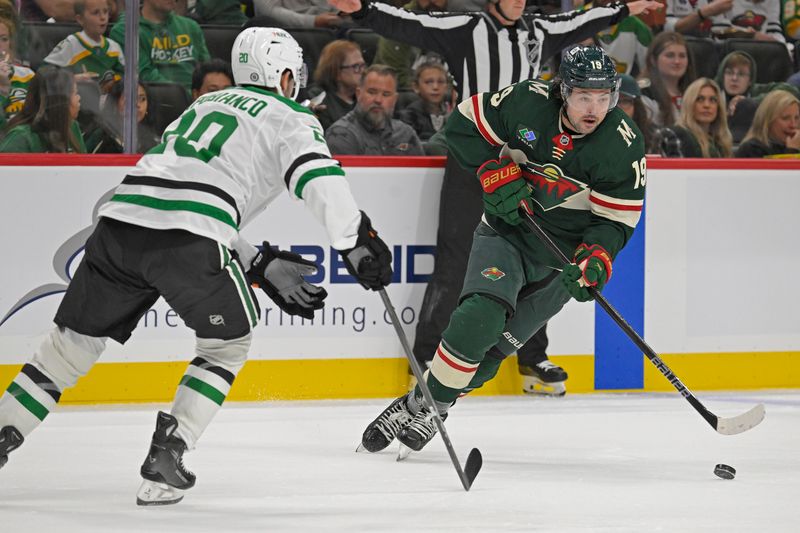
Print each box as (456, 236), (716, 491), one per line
(560, 107), (581, 135)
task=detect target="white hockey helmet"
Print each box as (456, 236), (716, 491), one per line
(231, 27), (307, 100)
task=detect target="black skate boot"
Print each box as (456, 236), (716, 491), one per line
(359, 395), (413, 452)
(0, 426), (24, 470)
(136, 411), (195, 506)
(397, 406), (447, 452)
(519, 360), (568, 397)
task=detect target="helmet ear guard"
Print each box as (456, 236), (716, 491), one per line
(231, 27), (306, 100)
(559, 45), (620, 112)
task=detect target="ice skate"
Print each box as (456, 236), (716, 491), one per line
(358, 395), (413, 453)
(397, 406), (446, 453)
(0, 426), (24, 470)
(519, 360), (568, 397)
(136, 411), (195, 506)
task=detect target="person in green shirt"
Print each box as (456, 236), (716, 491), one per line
(0, 65), (86, 153)
(110, 0), (211, 93)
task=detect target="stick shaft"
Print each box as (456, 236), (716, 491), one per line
(519, 211), (719, 430)
(378, 289), (476, 490)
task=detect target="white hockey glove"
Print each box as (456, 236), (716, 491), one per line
(247, 242), (327, 320)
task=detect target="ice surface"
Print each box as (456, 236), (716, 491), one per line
(2, 392), (798, 532)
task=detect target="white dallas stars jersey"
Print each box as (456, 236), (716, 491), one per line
(98, 86), (361, 257)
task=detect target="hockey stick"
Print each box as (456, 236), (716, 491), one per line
(518, 208), (765, 436)
(378, 289), (482, 491)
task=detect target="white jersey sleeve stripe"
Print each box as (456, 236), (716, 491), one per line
(589, 192), (643, 228)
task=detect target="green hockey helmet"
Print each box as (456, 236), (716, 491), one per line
(559, 45), (621, 110)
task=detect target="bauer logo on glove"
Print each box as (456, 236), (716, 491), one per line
(478, 156), (530, 226)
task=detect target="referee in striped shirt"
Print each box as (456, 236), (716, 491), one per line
(329, 0), (663, 389)
(330, 0), (661, 100)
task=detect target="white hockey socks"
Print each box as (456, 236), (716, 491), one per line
(0, 327), (106, 436)
(170, 333), (250, 449)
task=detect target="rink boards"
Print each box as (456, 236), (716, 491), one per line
(0, 155), (798, 402)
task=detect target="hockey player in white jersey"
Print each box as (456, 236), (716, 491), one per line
(0, 27), (392, 506)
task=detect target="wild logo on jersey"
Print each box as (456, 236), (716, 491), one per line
(151, 34), (195, 62)
(522, 162), (586, 211)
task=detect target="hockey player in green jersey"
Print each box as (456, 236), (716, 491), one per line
(0, 28), (392, 505)
(360, 45), (646, 455)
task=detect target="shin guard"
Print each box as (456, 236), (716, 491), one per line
(170, 333), (250, 449)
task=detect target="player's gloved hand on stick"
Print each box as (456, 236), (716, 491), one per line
(248, 242), (327, 319)
(478, 156), (532, 226)
(341, 211), (393, 291)
(559, 243), (612, 302)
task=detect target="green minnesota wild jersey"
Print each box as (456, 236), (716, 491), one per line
(44, 32), (125, 85)
(445, 79), (646, 268)
(2, 64), (34, 117)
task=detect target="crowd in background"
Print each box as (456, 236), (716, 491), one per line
(0, 0), (798, 158)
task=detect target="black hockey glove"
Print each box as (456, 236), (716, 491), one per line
(340, 211), (393, 291)
(247, 242), (328, 320)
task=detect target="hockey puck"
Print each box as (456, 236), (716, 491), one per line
(714, 463), (736, 480)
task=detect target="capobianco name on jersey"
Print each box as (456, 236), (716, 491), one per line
(193, 89), (268, 117)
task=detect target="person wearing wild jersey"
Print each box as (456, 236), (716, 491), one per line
(360, 46), (646, 455)
(43, 0), (125, 93)
(0, 28), (392, 506)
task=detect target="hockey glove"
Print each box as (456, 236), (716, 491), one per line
(248, 242), (328, 320)
(341, 211), (393, 291)
(478, 156), (531, 226)
(559, 243), (613, 302)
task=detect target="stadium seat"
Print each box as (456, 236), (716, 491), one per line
(683, 36), (719, 80)
(202, 24), (242, 62)
(286, 29), (336, 80)
(21, 22), (81, 70)
(143, 82), (191, 135)
(722, 39), (794, 83)
(346, 28), (380, 65)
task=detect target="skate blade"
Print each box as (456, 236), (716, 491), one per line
(522, 379), (566, 397)
(355, 442), (367, 453)
(136, 479), (185, 506)
(396, 443), (413, 462)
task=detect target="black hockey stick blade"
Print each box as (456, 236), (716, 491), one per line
(518, 207), (766, 436)
(464, 448), (483, 488)
(378, 288), (481, 491)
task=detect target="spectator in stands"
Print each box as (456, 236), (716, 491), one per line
(0, 65), (85, 152)
(191, 58), (233, 100)
(736, 89), (800, 157)
(110, 0), (211, 94)
(326, 64), (424, 155)
(309, 39), (364, 131)
(253, 0), (349, 29)
(398, 60), (450, 141)
(585, 0), (653, 77)
(664, 0), (732, 37)
(658, 77), (732, 158)
(711, 0), (785, 42)
(714, 50), (800, 142)
(639, 31), (696, 127)
(22, 0), (76, 21)
(617, 73), (657, 153)
(785, 0), (800, 40)
(84, 78), (160, 153)
(183, 0), (248, 25)
(372, 0), (446, 91)
(0, 13), (34, 125)
(43, 0), (125, 94)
